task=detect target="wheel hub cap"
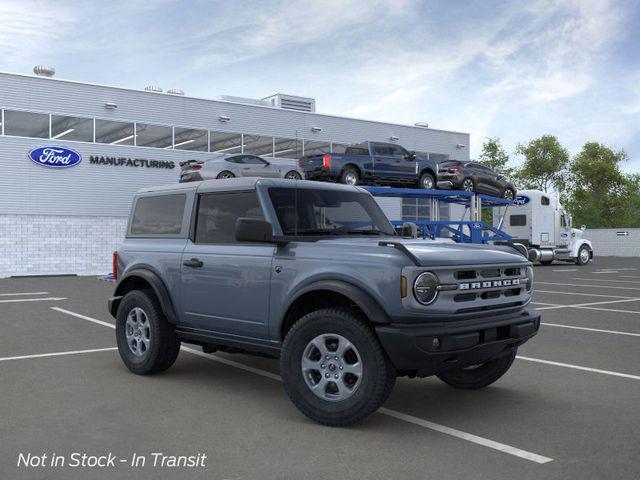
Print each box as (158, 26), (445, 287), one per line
(125, 307), (151, 357)
(301, 333), (363, 402)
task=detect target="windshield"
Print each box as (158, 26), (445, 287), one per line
(268, 188), (395, 236)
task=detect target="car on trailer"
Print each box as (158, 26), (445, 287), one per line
(298, 141), (439, 189)
(437, 160), (517, 200)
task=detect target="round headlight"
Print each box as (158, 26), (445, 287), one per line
(525, 266), (534, 292)
(413, 272), (440, 305)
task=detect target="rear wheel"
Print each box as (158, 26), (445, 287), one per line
(216, 171), (235, 179)
(462, 178), (475, 192)
(436, 349), (516, 389)
(284, 170), (302, 180)
(576, 245), (591, 265)
(418, 172), (435, 189)
(280, 308), (396, 426)
(115, 290), (181, 375)
(340, 168), (359, 186)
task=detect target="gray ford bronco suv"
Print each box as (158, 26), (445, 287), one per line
(109, 178), (540, 426)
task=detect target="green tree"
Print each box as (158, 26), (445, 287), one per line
(566, 142), (636, 228)
(514, 135), (569, 192)
(478, 137), (514, 177)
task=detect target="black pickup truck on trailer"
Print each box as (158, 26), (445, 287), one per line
(298, 141), (439, 189)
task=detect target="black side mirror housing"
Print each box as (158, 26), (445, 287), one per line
(405, 151), (416, 161)
(235, 218), (289, 244)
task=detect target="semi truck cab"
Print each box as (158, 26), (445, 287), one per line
(495, 190), (593, 265)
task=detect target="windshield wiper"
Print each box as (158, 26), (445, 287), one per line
(289, 229), (344, 236)
(335, 229), (387, 235)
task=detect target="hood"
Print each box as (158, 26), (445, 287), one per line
(314, 237), (528, 266)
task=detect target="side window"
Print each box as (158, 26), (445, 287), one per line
(195, 192), (264, 244)
(130, 194), (186, 235)
(243, 155), (267, 165)
(373, 144), (391, 156)
(510, 215), (527, 227)
(541, 196), (550, 206)
(390, 145), (409, 158)
(561, 215), (567, 227)
(226, 156), (243, 164)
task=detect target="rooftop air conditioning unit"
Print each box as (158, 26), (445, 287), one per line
(262, 94), (316, 113)
(33, 65), (55, 77)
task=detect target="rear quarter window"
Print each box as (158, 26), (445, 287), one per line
(130, 194), (186, 235)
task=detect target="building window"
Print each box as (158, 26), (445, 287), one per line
(3, 110), (49, 138)
(195, 192), (264, 244)
(135, 123), (172, 149)
(243, 135), (274, 156)
(210, 131), (242, 154)
(130, 194), (186, 235)
(303, 140), (331, 156)
(51, 115), (93, 142)
(173, 127), (208, 151)
(95, 119), (135, 145)
(273, 137), (302, 158)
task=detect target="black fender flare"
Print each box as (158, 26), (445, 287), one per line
(283, 279), (391, 325)
(110, 268), (178, 323)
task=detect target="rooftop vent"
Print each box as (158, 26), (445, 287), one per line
(144, 85), (163, 93)
(414, 122), (429, 128)
(33, 65), (55, 77)
(167, 88), (185, 96)
(262, 94), (316, 113)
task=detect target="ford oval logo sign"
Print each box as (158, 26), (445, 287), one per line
(28, 146), (82, 168)
(514, 195), (530, 206)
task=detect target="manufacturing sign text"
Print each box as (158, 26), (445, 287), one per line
(90, 156), (175, 169)
(28, 146), (82, 168)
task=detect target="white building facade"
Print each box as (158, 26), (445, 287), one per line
(0, 71), (470, 277)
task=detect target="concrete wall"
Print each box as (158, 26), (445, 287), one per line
(584, 228), (640, 257)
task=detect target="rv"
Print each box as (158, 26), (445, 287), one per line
(494, 190), (593, 265)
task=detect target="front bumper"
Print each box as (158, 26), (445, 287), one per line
(375, 309), (540, 376)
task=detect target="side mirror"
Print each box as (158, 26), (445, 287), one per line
(581, 225), (586, 231)
(395, 222), (418, 238)
(404, 152), (416, 161)
(235, 218), (276, 243)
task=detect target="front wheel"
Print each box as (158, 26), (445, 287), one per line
(503, 188), (515, 200)
(436, 349), (516, 389)
(576, 245), (591, 265)
(418, 172), (435, 189)
(115, 290), (181, 375)
(280, 308), (396, 426)
(461, 178), (475, 192)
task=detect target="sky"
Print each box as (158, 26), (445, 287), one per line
(1, 0), (639, 171)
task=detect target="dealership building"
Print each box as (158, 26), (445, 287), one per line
(0, 69), (470, 278)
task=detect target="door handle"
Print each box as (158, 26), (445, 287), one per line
(183, 258), (203, 268)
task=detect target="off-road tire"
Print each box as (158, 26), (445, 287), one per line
(280, 308), (396, 426)
(418, 172), (435, 189)
(436, 349), (516, 390)
(340, 168), (359, 186)
(116, 290), (181, 375)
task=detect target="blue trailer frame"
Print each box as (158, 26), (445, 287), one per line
(363, 187), (513, 244)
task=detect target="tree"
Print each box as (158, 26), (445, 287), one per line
(514, 135), (569, 192)
(566, 142), (635, 228)
(478, 137), (514, 177)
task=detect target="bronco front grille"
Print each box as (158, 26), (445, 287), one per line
(447, 265), (527, 312)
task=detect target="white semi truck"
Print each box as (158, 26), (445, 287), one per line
(494, 190), (593, 265)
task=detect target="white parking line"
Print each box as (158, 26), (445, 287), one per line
(536, 281), (640, 291)
(573, 278), (640, 284)
(574, 305), (640, 315)
(541, 323), (640, 337)
(517, 356), (640, 381)
(620, 275), (640, 279)
(552, 269), (578, 272)
(535, 290), (638, 299)
(48, 307), (553, 464)
(0, 292), (49, 296)
(0, 297), (67, 304)
(534, 298), (640, 312)
(0, 347), (116, 362)
(378, 408), (553, 464)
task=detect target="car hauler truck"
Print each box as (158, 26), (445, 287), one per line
(494, 190), (593, 265)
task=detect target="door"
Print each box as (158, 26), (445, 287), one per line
(471, 164), (500, 195)
(558, 210), (571, 246)
(180, 191), (275, 340)
(371, 143), (414, 182)
(237, 155), (279, 178)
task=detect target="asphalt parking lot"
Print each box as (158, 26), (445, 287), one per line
(1, 257), (639, 480)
